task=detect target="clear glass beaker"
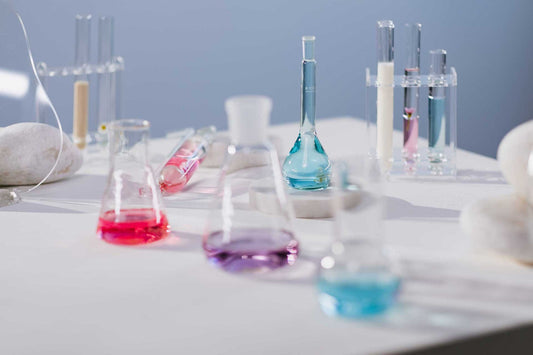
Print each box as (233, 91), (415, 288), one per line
(203, 95), (298, 272)
(97, 119), (169, 245)
(317, 157), (401, 318)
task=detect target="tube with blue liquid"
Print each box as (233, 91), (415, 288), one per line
(428, 49), (447, 163)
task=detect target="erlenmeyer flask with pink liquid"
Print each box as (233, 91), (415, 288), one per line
(97, 119), (169, 245)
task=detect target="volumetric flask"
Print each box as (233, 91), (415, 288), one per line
(317, 157), (401, 318)
(203, 95), (298, 272)
(97, 119), (169, 245)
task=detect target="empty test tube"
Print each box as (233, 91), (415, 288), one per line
(403, 23), (421, 163)
(73, 14), (91, 150)
(97, 16), (116, 136)
(428, 49), (447, 163)
(376, 20), (395, 170)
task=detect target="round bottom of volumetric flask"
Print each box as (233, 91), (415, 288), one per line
(97, 209), (170, 245)
(317, 272), (401, 318)
(203, 229), (299, 272)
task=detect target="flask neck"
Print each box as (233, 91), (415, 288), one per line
(300, 60), (316, 135)
(108, 123), (150, 170)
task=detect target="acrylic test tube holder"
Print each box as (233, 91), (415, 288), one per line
(35, 57), (124, 135)
(365, 67), (457, 178)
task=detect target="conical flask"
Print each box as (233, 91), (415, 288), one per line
(203, 95), (299, 272)
(317, 157), (400, 318)
(282, 36), (331, 190)
(97, 119), (169, 245)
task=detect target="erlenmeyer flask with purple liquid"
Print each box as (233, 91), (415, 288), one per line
(203, 95), (299, 272)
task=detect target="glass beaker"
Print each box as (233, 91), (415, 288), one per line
(97, 119), (169, 245)
(203, 95), (298, 272)
(317, 157), (401, 318)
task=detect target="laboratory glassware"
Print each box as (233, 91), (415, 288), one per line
(428, 49), (447, 163)
(403, 23), (421, 164)
(96, 16), (119, 144)
(159, 126), (216, 195)
(317, 157), (401, 318)
(365, 54), (457, 177)
(97, 119), (169, 245)
(376, 20), (395, 170)
(203, 95), (298, 272)
(282, 36), (331, 190)
(0, 0), (64, 207)
(72, 14), (91, 150)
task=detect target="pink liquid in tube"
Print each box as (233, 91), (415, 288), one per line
(159, 126), (216, 195)
(403, 107), (418, 161)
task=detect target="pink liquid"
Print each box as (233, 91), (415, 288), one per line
(403, 107), (418, 160)
(97, 208), (170, 245)
(159, 147), (204, 195)
(203, 229), (299, 272)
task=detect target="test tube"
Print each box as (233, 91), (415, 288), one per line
(97, 16), (116, 137)
(72, 14), (91, 150)
(376, 20), (395, 170)
(403, 23), (421, 163)
(428, 49), (447, 163)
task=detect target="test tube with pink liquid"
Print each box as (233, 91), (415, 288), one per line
(403, 23), (421, 163)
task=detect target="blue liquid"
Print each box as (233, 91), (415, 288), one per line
(283, 133), (331, 189)
(428, 96), (446, 150)
(317, 272), (401, 318)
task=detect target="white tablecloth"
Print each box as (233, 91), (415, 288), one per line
(1, 117), (532, 354)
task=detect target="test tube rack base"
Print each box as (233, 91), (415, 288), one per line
(365, 67), (458, 179)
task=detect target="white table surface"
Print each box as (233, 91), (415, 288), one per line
(2, 117), (532, 355)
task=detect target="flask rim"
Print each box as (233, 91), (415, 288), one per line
(109, 119), (150, 132)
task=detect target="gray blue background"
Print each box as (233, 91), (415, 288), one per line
(13, 0), (533, 158)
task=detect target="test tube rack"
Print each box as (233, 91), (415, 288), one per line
(35, 15), (124, 148)
(365, 67), (458, 178)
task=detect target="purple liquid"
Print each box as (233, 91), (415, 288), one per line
(203, 229), (299, 272)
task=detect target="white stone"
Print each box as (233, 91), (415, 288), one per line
(249, 178), (361, 219)
(460, 194), (532, 264)
(202, 132), (285, 173)
(0, 122), (83, 186)
(497, 119), (533, 201)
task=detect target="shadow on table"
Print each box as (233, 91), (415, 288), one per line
(140, 231), (203, 253)
(456, 169), (506, 185)
(399, 260), (533, 306)
(246, 256), (318, 285)
(385, 196), (460, 220)
(373, 301), (506, 335)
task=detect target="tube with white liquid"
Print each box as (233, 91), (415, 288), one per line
(73, 14), (91, 150)
(376, 20), (395, 169)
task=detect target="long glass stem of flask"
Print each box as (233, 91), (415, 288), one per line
(403, 68), (420, 162)
(300, 60), (316, 135)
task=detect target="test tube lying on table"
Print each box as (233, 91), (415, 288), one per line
(158, 126), (217, 195)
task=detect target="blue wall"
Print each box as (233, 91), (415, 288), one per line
(13, 0), (533, 158)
